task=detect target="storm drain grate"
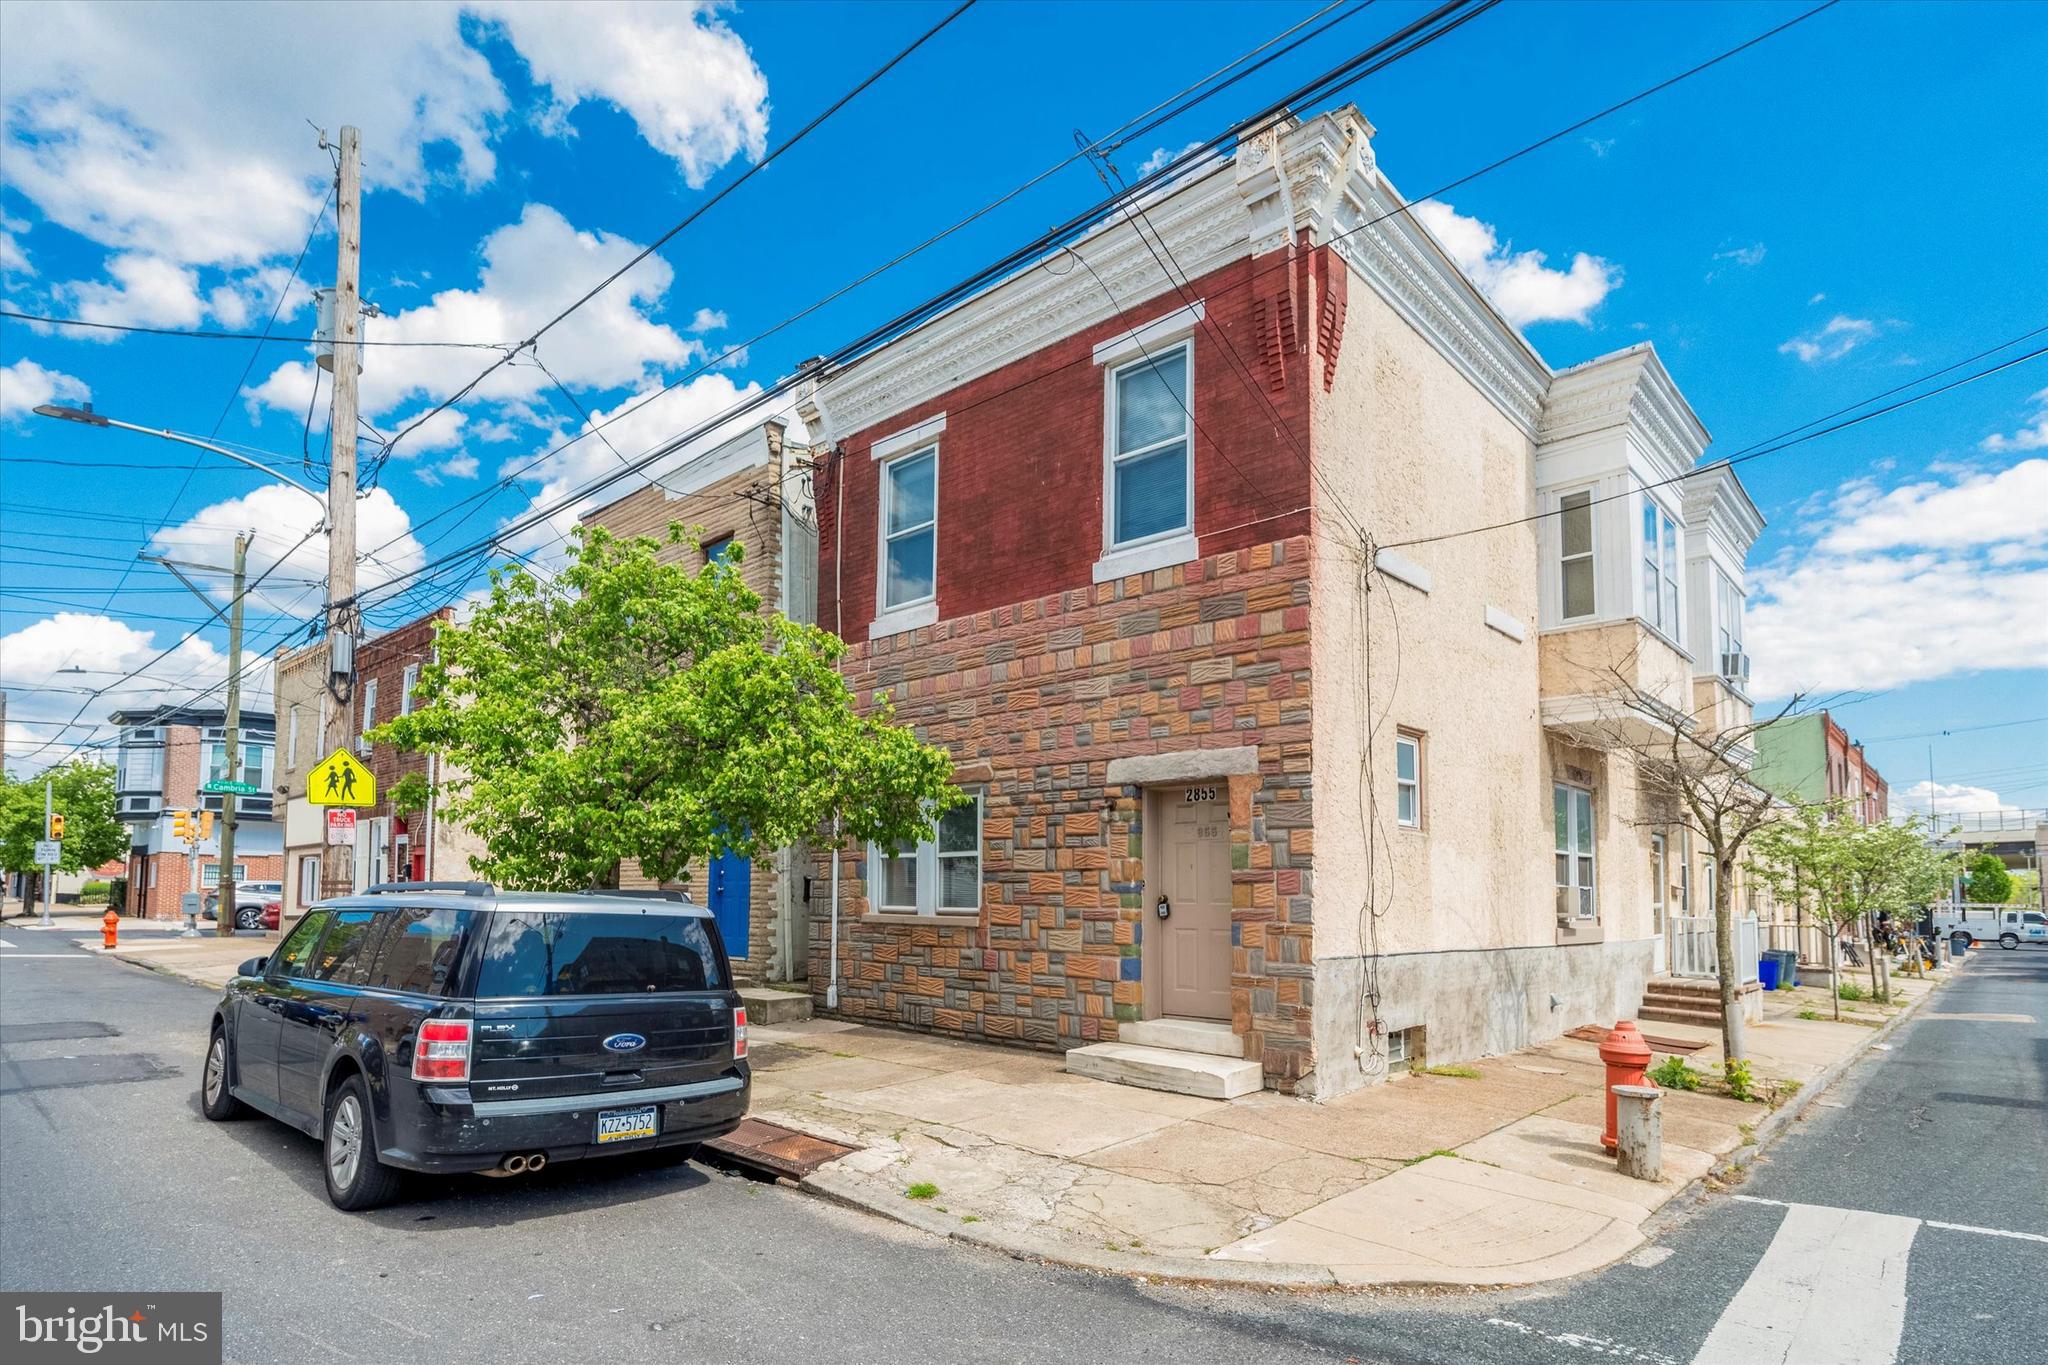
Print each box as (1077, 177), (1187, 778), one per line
(705, 1118), (858, 1180)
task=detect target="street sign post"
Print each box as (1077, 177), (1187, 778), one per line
(33, 839), (61, 866)
(327, 809), (358, 846)
(309, 749), (377, 807)
(201, 779), (262, 796)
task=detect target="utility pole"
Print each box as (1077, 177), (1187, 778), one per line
(216, 533), (247, 937)
(320, 124), (363, 901)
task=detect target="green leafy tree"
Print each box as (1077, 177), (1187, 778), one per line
(1749, 800), (1854, 1019)
(1836, 815), (1950, 998)
(372, 524), (962, 891)
(2, 761), (129, 911)
(1963, 851), (2013, 905)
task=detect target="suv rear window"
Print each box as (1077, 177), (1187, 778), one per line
(362, 906), (473, 996)
(477, 911), (726, 996)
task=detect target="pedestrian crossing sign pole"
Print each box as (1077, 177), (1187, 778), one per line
(310, 749), (377, 808)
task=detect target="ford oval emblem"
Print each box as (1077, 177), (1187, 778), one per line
(602, 1032), (647, 1053)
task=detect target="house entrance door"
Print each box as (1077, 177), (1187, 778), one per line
(1157, 786), (1231, 1021)
(1650, 833), (1668, 973)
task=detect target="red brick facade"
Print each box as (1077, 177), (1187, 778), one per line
(353, 612), (453, 884)
(812, 249), (1335, 1089)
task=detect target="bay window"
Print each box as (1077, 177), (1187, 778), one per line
(1715, 569), (1746, 681)
(1641, 497), (1681, 638)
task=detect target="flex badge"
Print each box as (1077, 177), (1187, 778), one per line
(309, 748), (377, 807)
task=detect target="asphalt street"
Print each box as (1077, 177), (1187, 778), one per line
(3, 916), (2042, 1365)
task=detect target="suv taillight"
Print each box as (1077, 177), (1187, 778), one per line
(733, 1006), (748, 1061)
(412, 1018), (472, 1083)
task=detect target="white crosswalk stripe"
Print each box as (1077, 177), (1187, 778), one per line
(1692, 1202), (1919, 1365)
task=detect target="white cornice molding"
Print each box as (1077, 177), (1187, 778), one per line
(1538, 345), (1709, 489)
(1683, 459), (1766, 560)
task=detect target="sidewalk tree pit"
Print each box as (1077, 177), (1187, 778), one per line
(372, 524), (962, 891)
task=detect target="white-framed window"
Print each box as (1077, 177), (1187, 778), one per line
(1395, 731), (1423, 829)
(121, 731), (163, 792)
(359, 678), (378, 753)
(1553, 782), (1596, 921)
(1641, 496), (1681, 638)
(1714, 569), (1745, 679)
(401, 663), (419, 716)
(202, 863), (248, 889)
(207, 740), (267, 789)
(879, 445), (937, 611)
(1106, 342), (1192, 549)
(1649, 832), (1667, 937)
(1559, 491), (1595, 619)
(868, 790), (982, 916)
(298, 854), (320, 908)
(286, 707), (300, 769)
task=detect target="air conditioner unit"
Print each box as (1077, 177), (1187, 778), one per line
(1720, 652), (1750, 683)
(355, 735), (373, 756)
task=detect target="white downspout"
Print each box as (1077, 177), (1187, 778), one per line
(827, 815), (841, 1010)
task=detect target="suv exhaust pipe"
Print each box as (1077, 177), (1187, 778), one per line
(526, 1152), (547, 1173)
(503, 1154), (529, 1174)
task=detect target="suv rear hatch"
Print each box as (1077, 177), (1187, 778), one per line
(467, 907), (738, 1104)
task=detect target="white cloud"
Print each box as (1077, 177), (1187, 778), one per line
(1713, 243), (1766, 268)
(0, 356), (90, 418)
(1583, 137), (1615, 158)
(245, 203), (698, 440)
(1982, 387), (2048, 452)
(1137, 141), (1205, 177)
(148, 483), (427, 616)
(476, 2), (768, 189)
(688, 307), (728, 333)
(1893, 780), (2024, 820)
(415, 453), (480, 487)
(0, 223), (30, 276)
(1746, 458), (2048, 697)
(1779, 314), (1879, 364)
(0, 612), (236, 770)
(1411, 200), (1620, 327)
(57, 252), (206, 332)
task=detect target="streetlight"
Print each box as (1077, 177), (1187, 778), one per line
(35, 402), (331, 942)
(32, 403), (328, 524)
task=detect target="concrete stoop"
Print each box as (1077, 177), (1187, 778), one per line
(1636, 977), (1757, 1028)
(1064, 1041), (1262, 1099)
(738, 986), (814, 1026)
(1115, 1017), (1244, 1058)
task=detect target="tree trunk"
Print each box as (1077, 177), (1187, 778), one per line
(1829, 919), (1841, 1021)
(1713, 849), (1746, 1062)
(1867, 911), (1883, 1002)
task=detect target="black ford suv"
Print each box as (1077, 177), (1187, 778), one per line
(201, 883), (750, 1210)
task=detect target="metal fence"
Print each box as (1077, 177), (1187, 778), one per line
(1668, 914), (1762, 983)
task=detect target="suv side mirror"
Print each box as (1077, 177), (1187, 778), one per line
(238, 956), (268, 978)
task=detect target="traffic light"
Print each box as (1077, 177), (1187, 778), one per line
(199, 810), (215, 840)
(48, 813), (65, 839)
(171, 809), (192, 842)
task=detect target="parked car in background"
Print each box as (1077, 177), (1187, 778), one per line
(203, 881), (284, 930)
(201, 883), (750, 1210)
(1935, 905), (2048, 951)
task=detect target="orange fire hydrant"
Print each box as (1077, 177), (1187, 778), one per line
(1598, 1019), (1653, 1152)
(102, 906), (120, 949)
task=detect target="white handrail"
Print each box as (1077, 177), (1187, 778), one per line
(1666, 914), (1762, 983)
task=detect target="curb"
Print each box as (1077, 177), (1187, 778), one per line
(1705, 965), (1950, 1184)
(97, 951), (230, 993)
(799, 1168), (1341, 1289)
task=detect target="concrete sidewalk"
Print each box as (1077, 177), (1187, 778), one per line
(751, 966), (1950, 1289)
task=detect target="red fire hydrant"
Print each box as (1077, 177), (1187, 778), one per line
(102, 906), (120, 949)
(1598, 1019), (1653, 1152)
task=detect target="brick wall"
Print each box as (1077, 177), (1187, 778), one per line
(810, 536), (1317, 1089)
(354, 612), (451, 883)
(128, 848), (285, 920)
(817, 251), (1314, 639)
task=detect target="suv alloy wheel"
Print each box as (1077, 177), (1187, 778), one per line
(200, 1027), (245, 1121)
(323, 1076), (404, 1211)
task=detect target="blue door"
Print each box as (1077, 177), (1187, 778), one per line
(708, 850), (751, 960)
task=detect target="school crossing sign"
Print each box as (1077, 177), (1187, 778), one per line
(309, 748), (377, 807)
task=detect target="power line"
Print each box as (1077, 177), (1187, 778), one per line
(351, 0), (1498, 614)
(1859, 717), (2048, 744)
(370, 0), (981, 471)
(0, 307), (508, 348)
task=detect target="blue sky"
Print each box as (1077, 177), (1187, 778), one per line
(2, 0), (2044, 810)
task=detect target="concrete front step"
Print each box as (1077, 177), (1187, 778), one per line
(738, 986), (814, 1026)
(1116, 1017), (1244, 1059)
(1064, 1042), (1263, 1099)
(1637, 1004), (1723, 1027)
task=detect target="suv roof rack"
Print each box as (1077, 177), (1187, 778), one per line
(583, 888), (693, 903)
(361, 880), (495, 897)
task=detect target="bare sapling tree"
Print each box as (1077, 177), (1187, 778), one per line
(1574, 662), (1809, 1064)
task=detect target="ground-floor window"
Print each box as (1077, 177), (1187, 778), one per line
(1553, 783), (1596, 921)
(867, 789), (983, 916)
(201, 863), (248, 888)
(298, 854), (320, 907)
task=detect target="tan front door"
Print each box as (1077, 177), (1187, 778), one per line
(1157, 785), (1232, 1020)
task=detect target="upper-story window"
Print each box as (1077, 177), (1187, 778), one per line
(208, 739), (269, 792)
(286, 707), (300, 769)
(1641, 497), (1681, 639)
(121, 731), (163, 791)
(1558, 491), (1595, 619)
(1714, 569), (1745, 681)
(359, 678), (379, 754)
(880, 446), (937, 610)
(1395, 731), (1424, 829)
(401, 664), (419, 716)
(703, 534), (736, 569)
(1108, 343), (1192, 548)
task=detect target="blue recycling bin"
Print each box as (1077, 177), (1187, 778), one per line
(1758, 955), (1782, 991)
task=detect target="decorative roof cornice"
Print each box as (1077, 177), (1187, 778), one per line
(1539, 345), (1710, 487)
(1683, 458), (1766, 557)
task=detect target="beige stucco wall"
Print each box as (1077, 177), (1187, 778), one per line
(1538, 620), (1692, 717)
(1309, 278), (1551, 963)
